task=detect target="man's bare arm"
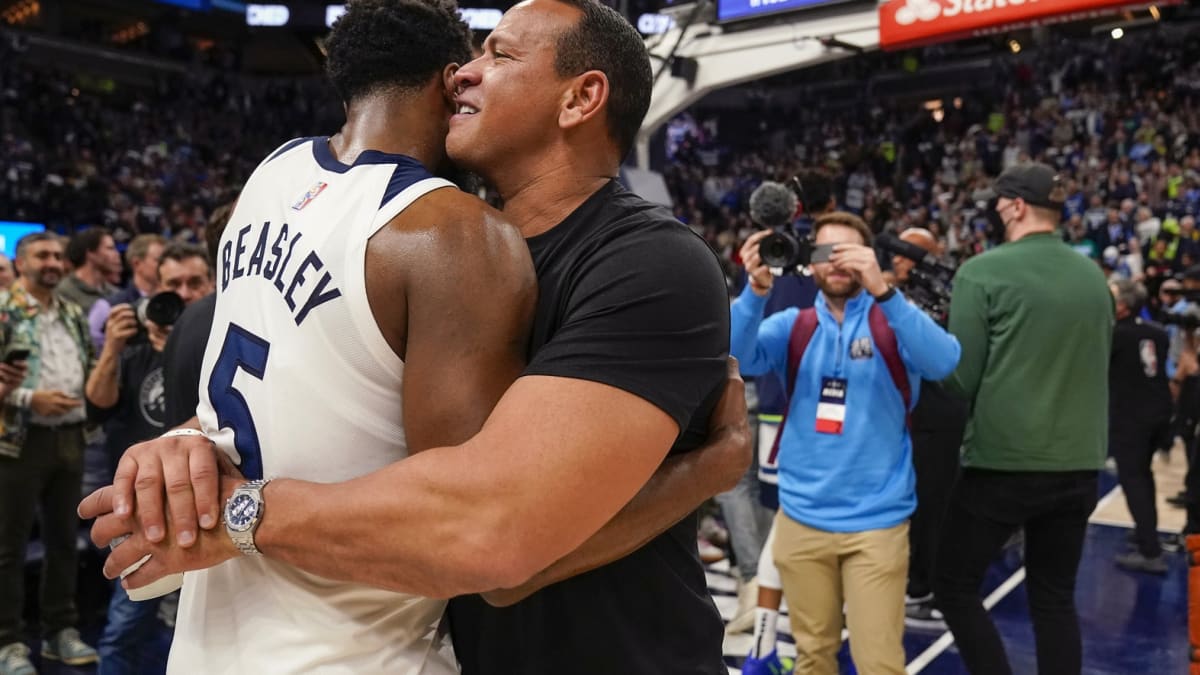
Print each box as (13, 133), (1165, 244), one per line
(480, 358), (750, 606)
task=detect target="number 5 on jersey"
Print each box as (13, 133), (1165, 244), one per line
(208, 324), (270, 480)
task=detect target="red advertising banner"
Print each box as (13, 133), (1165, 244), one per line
(879, 0), (1154, 50)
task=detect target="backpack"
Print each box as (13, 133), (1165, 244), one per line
(767, 305), (911, 465)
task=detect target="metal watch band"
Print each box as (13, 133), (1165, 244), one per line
(228, 479), (270, 556)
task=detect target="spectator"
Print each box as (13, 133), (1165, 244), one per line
(0, 232), (99, 674)
(58, 228), (119, 316)
(937, 163), (1113, 675)
(1108, 279), (1172, 575)
(88, 234), (166, 349)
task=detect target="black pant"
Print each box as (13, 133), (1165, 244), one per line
(907, 427), (963, 599)
(934, 468), (1098, 675)
(0, 425), (85, 646)
(1111, 420), (1169, 557)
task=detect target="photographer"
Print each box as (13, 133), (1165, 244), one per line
(732, 212), (960, 674)
(885, 228), (968, 628)
(85, 242), (213, 675)
(1108, 280), (1171, 575)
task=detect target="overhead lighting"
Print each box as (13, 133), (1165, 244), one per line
(1008, 39), (1021, 54)
(932, 109), (945, 123)
(1149, 5), (1160, 21)
(923, 99), (943, 111)
(1111, 27), (1124, 40)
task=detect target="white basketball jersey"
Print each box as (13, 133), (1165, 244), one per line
(167, 137), (457, 675)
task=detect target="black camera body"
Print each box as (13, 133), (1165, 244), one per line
(133, 291), (185, 337)
(876, 233), (957, 325)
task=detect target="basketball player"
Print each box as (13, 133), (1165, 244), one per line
(82, 0), (740, 672)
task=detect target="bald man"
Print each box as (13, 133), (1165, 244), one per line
(891, 227), (969, 630)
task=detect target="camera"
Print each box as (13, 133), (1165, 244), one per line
(1159, 309), (1200, 331)
(876, 233), (957, 325)
(750, 175), (836, 274)
(133, 291), (185, 332)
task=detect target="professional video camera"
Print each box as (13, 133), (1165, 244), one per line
(1157, 289), (1200, 330)
(749, 177), (834, 273)
(876, 233), (957, 325)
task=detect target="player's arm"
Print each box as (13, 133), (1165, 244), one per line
(242, 228), (730, 597)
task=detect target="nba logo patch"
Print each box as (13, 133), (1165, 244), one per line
(849, 337), (874, 360)
(292, 181), (328, 211)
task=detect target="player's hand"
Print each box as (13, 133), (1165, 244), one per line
(830, 243), (889, 297)
(90, 474), (244, 588)
(78, 434), (242, 550)
(104, 304), (138, 352)
(704, 357), (751, 492)
(739, 230), (775, 296)
(30, 390), (82, 417)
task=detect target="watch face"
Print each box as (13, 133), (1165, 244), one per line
(226, 493), (260, 532)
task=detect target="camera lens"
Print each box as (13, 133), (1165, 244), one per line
(141, 292), (185, 328)
(760, 231), (799, 269)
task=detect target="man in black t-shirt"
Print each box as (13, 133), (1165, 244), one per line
(83, 2), (738, 673)
(85, 243), (213, 674)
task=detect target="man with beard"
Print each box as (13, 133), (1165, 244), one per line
(0, 233), (98, 674)
(732, 212), (960, 674)
(81, 0), (744, 673)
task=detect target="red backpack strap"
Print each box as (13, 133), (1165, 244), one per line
(768, 308), (819, 465)
(869, 303), (912, 428)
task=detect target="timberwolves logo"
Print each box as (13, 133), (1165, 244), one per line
(850, 337), (874, 360)
(139, 367), (166, 429)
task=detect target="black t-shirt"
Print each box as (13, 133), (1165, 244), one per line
(446, 180), (730, 675)
(163, 294), (216, 428)
(1110, 317), (1172, 425)
(87, 344), (167, 468)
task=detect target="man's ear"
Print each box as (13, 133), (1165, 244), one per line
(442, 63), (460, 102)
(558, 70), (609, 132)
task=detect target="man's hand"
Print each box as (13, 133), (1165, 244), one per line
(85, 476), (242, 590)
(0, 361), (27, 399)
(104, 304), (138, 353)
(830, 243), (890, 297)
(705, 357), (752, 493)
(31, 390), (82, 417)
(145, 320), (170, 352)
(739, 230), (775, 296)
(78, 434), (240, 549)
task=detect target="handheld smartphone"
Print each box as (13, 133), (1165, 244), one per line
(3, 347), (30, 364)
(809, 243), (836, 264)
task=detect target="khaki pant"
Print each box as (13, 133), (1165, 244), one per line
(772, 512), (908, 675)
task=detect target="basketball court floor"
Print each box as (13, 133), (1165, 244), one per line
(714, 445), (1191, 674)
(20, 445), (1190, 674)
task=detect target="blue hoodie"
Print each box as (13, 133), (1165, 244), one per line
(731, 285), (961, 532)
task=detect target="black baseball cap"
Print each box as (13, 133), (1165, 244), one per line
(993, 163), (1065, 209)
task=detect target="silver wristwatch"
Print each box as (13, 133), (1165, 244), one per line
(224, 479), (271, 556)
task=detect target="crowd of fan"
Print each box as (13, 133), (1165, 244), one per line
(665, 24), (1200, 291)
(0, 32), (341, 247)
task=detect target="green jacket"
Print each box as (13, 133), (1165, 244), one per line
(0, 281), (96, 458)
(945, 232), (1114, 472)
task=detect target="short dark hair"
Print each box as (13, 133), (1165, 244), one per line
(158, 243), (210, 276)
(795, 169), (835, 216)
(324, 0), (473, 104)
(16, 232), (61, 261)
(205, 202), (237, 266)
(66, 227), (111, 268)
(813, 212), (873, 246)
(552, 0), (652, 159)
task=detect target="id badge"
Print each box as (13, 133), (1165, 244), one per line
(815, 377), (847, 435)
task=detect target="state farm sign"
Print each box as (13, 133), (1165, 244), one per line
(879, 0), (1143, 50)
